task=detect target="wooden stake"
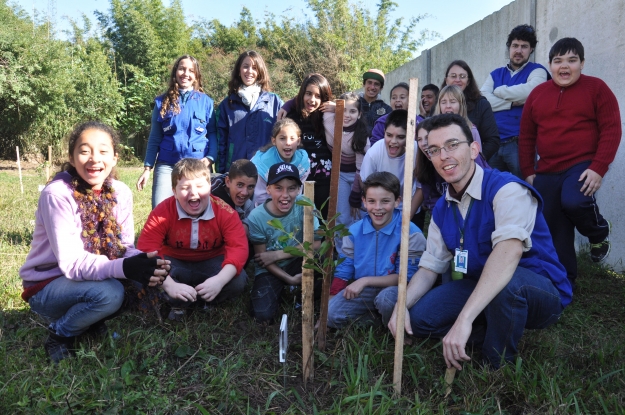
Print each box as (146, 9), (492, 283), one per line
(444, 367), (457, 397)
(16, 146), (24, 194)
(47, 145), (52, 182)
(302, 181), (315, 384)
(392, 78), (419, 395)
(317, 99), (344, 351)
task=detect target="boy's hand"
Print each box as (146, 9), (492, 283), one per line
(196, 277), (226, 302)
(163, 278), (197, 302)
(289, 273), (302, 285)
(579, 168), (602, 196)
(343, 278), (367, 300)
(254, 251), (282, 268)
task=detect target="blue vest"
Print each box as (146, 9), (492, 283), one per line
(432, 168), (572, 307)
(491, 62), (549, 140)
(154, 91), (214, 164)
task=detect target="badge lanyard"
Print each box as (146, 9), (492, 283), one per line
(451, 198), (474, 279)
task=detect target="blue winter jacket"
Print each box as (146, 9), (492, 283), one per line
(144, 90), (217, 166)
(217, 91), (282, 173)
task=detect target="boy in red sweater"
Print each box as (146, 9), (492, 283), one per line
(138, 158), (248, 319)
(519, 37), (621, 286)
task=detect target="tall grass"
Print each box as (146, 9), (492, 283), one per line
(1, 166), (624, 414)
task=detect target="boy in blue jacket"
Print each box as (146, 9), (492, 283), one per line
(327, 172), (426, 328)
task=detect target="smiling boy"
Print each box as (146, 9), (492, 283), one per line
(359, 69), (392, 135)
(137, 158), (248, 319)
(519, 37), (621, 285)
(327, 172), (425, 329)
(244, 162), (322, 324)
(211, 159), (258, 220)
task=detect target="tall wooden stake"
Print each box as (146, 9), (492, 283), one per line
(47, 145), (52, 182)
(317, 99), (345, 351)
(16, 146), (24, 194)
(302, 181), (316, 384)
(393, 77), (419, 395)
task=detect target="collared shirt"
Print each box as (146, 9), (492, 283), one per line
(419, 164), (537, 274)
(176, 199), (215, 249)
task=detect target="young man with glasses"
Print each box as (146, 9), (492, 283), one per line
(480, 24), (549, 179)
(379, 113), (571, 369)
(519, 37), (621, 284)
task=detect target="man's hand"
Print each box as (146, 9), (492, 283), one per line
(387, 303), (413, 338)
(163, 278), (197, 302)
(524, 174), (535, 186)
(579, 168), (603, 196)
(195, 277), (227, 302)
(343, 278), (367, 300)
(442, 318), (472, 370)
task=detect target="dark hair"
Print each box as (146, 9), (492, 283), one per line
(340, 92), (369, 154)
(422, 84), (440, 95)
(295, 73), (333, 133)
(425, 113), (473, 144)
(171, 158), (210, 188)
(440, 60), (481, 112)
(506, 24), (537, 49)
(161, 55), (204, 118)
(259, 118), (303, 152)
(362, 171), (400, 200)
(62, 121), (120, 180)
(384, 109), (408, 131)
(228, 50), (271, 96)
(549, 37), (585, 62)
(414, 120), (437, 185)
(228, 159), (258, 180)
(390, 82), (410, 96)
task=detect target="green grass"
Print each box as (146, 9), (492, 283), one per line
(1, 166), (624, 414)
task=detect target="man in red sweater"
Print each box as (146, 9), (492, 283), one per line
(138, 158), (248, 319)
(519, 37), (621, 286)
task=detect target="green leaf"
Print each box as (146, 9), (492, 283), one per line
(267, 218), (285, 231)
(295, 196), (314, 207)
(283, 246), (305, 257)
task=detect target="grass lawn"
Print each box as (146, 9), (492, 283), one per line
(0, 165), (624, 414)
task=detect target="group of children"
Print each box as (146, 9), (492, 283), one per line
(20, 36), (619, 366)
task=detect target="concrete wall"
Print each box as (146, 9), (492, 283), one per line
(383, 0), (625, 271)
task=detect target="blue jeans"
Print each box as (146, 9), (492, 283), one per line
(152, 162), (175, 208)
(165, 255), (248, 307)
(28, 277), (124, 337)
(533, 161), (609, 283)
(328, 285), (384, 328)
(488, 139), (522, 179)
(251, 258), (303, 323)
(376, 266), (563, 367)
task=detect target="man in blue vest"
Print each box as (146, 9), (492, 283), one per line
(380, 114), (572, 369)
(480, 25), (549, 179)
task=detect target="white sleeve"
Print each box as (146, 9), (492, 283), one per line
(492, 68), (548, 104)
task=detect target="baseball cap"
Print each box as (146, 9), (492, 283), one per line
(267, 162), (303, 186)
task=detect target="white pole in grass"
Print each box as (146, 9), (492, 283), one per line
(393, 77), (418, 395)
(279, 314), (288, 387)
(302, 181), (315, 384)
(16, 146), (24, 194)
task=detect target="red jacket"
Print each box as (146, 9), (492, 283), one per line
(519, 74), (621, 178)
(138, 195), (248, 274)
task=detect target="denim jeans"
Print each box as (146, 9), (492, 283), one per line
(327, 286), (384, 328)
(533, 161), (610, 283)
(28, 277), (125, 337)
(251, 258), (303, 323)
(375, 266), (563, 367)
(152, 162), (175, 208)
(488, 139), (523, 179)
(165, 255), (248, 307)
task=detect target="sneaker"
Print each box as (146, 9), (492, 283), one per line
(168, 308), (185, 322)
(44, 331), (75, 364)
(590, 221), (611, 262)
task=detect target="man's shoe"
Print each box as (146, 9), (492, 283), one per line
(590, 221), (611, 262)
(44, 331), (75, 364)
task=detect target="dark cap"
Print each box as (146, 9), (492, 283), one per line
(267, 162), (302, 186)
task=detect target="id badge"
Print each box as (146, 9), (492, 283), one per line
(454, 248), (468, 274)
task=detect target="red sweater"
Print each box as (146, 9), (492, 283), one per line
(137, 195), (248, 274)
(519, 74), (621, 178)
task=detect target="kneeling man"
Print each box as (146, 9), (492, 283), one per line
(382, 114), (572, 369)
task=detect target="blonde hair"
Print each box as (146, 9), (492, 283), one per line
(171, 158), (210, 188)
(434, 85), (474, 127)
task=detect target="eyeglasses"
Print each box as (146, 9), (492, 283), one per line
(447, 73), (468, 80)
(426, 140), (470, 157)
